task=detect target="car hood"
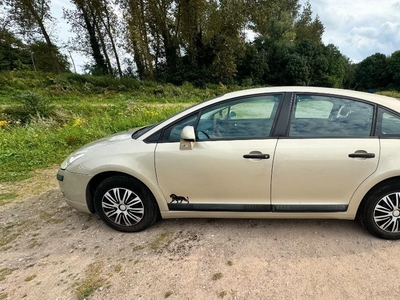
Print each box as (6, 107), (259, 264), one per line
(82, 128), (141, 150)
(60, 127), (143, 170)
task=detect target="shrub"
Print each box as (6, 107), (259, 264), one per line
(3, 92), (54, 124)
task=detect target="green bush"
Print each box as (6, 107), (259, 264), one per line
(3, 92), (54, 124)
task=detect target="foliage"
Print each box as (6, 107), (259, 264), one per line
(3, 0), (62, 73)
(0, 101), (193, 183)
(351, 51), (400, 91)
(29, 41), (70, 72)
(236, 39), (348, 87)
(3, 91), (54, 124)
(0, 27), (32, 71)
(1, 70), (240, 183)
(64, 0), (122, 76)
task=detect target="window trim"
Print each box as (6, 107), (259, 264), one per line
(152, 93), (285, 143)
(376, 106), (400, 138)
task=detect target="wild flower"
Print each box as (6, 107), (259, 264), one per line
(0, 120), (9, 128)
(73, 118), (85, 127)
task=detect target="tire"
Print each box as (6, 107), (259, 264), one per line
(94, 176), (159, 232)
(361, 184), (400, 240)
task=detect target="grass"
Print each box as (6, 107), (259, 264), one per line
(218, 291), (227, 298)
(113, 264), (122, 273)
(212, 272), (223, 281)
(0, 70), (236, 184)
(0, 268), (15, 281)
(75, 261), (107, 300)
(0, 101), (193, 183)
(164, 291), (173, 298)
(377, 90), (400, 99)
(0, 193), (18, 206)
(150, 232), (172, 250)
(25, 274), (37, 281)
(0, 231), (20, 248)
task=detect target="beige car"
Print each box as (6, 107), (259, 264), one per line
(57, 86), (400, 239)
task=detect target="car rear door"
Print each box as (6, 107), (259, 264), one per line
(271, 93), (379, 212)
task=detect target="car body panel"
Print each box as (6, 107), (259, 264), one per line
(58, 169), (92, 213)
(155, 139), (278, 205)
(272, 138), (380, 205)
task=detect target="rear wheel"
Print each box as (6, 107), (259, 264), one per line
(361, 184), (400, 239)
(94, 176), (159, 232)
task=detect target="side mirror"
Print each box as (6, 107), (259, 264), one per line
(180, 126), (196, 150)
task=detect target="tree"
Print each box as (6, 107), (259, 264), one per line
(64, 0), (109, 75)
(294, 0), (324, 43)
(4, 0), (61, 72)
(236, 42), (269, 85)
(119, 0), (155, 80)
(247, 0), (300, 40)
(0, 24), (31, 70)
(206, 0), (247, 83)
(29, 41), (70, 72)
(387, 50), (400, 89)
(354, 53), (390, 90)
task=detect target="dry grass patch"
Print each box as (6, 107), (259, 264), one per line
(0, 293), (8, 299)
(150, 232), (172, 250)
(75, 261), (107, 300)
(0, 268), (15, 281)
(218, 291), (227, 298)
(212, 272), (223, 281)
(164, 291), (173, 298)
(25, 274), (37, 282)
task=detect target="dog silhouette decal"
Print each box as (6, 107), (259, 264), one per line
(170, 194), (189, 204)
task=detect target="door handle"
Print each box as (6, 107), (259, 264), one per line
(243, 154), (270, 159)
(348, 152), (375, 158)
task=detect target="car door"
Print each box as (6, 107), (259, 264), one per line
(155, 94), (283, 211)
(271, 93), (380, 212)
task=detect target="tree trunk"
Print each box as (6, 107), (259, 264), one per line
(25, 1), (60, 73)
(80, 7), (108, 75)
(101, 7), (123, 77)
(95, 20), (113, 75)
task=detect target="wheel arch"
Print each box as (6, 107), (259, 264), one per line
(86, 171), (163, 215)
(356, 176), (400, 218)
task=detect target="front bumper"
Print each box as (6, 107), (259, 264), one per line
(57, 169), (92, 213)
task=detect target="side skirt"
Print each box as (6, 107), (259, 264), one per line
(167, 203), (348, 213)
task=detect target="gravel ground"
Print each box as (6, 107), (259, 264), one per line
(1, 171), (400, 300)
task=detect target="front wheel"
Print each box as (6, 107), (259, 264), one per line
(94, 176), (159, 232)
(361, 184), (400, 239)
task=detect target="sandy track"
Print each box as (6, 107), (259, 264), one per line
(1, 179), (400, 299)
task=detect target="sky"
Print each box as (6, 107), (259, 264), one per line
(49, 0), (400, 71)
(302, 0), (400, 62)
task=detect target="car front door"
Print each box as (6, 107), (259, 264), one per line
(155, 94), (283, 211)
(271, 93), (380, 212)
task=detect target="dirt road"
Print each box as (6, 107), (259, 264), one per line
(1, 171), (399, 299)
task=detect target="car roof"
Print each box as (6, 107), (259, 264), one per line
(219, 86), (400, 111)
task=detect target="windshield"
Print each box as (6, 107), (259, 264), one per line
(131, 124), (158, 139)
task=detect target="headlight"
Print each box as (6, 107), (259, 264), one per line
(60, 152), (87, 170)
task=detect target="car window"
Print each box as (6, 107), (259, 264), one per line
(289, 95), (374, 137)
(197, 95), (281, 140)
(161, 114), (198, 142)
(381, 110), (400, 136)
